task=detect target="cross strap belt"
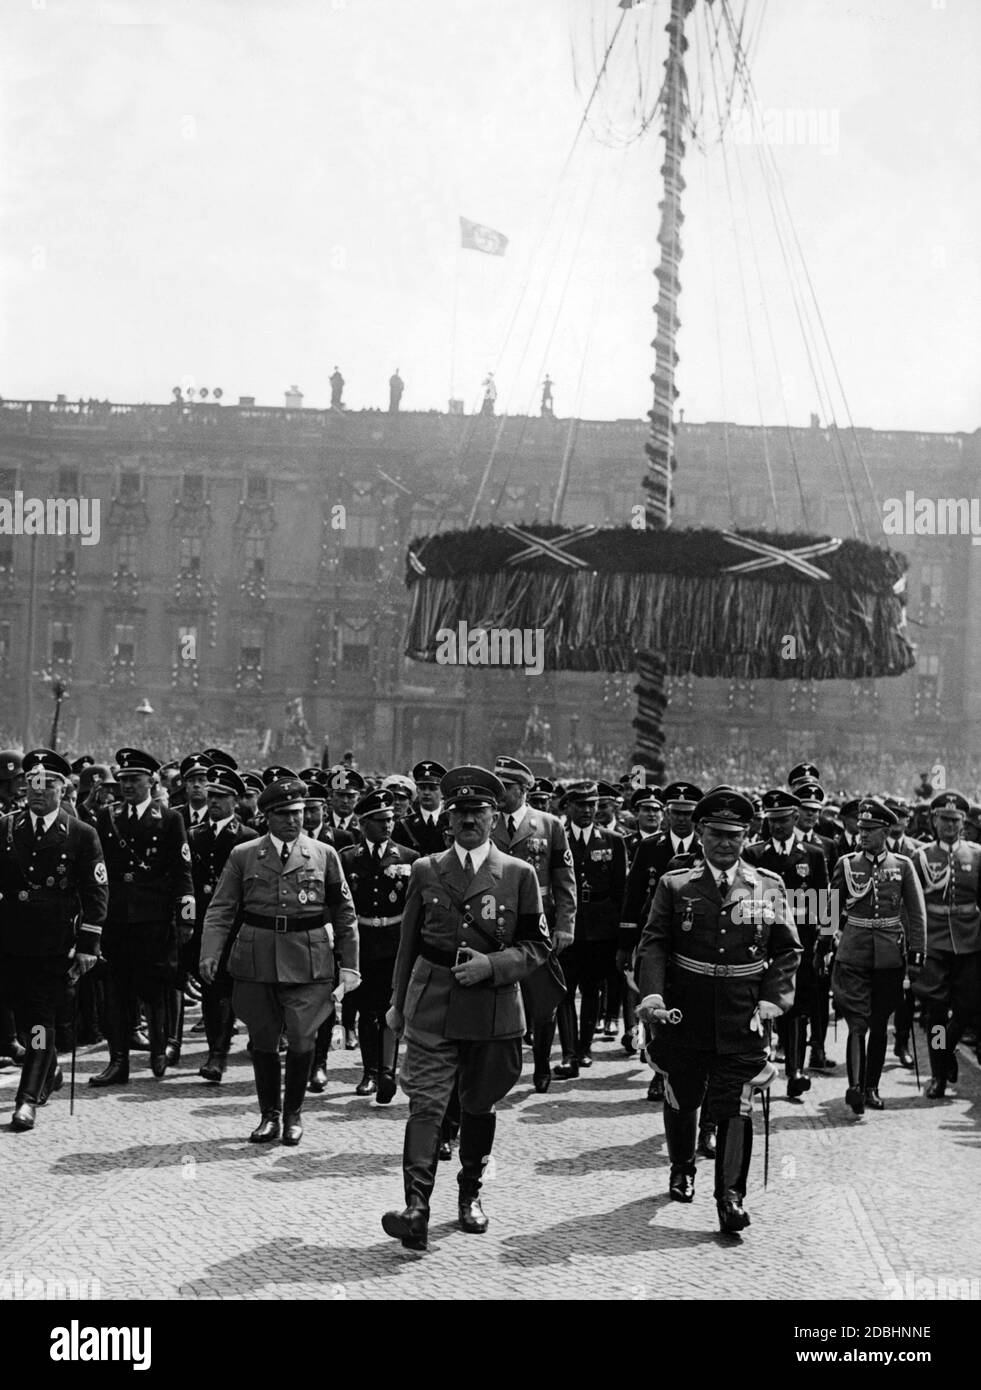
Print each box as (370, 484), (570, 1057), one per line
(845, 914), (901, 929)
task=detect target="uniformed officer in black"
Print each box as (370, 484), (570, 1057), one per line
(0, 750), (27, 1068)
(189, 766), (258, 1082)
(553, 781), (628, 1077)
(178, 752), (213, 831)
(405, 760), (447, 856)
(0, 750), (108, 1131)
(327, 766), (365, 848)
(528, 778), (554, 813)
(636, 790), (800, 1234)
(89, 748), (196, 1086)
(381, 774), (421, 851)
(744, 789), (829, 1099)
(340, 789), (418, 1100)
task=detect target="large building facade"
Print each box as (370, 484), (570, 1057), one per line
(0, 394), (975, 778)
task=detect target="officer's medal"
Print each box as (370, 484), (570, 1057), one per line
(681, 900), (694, 932)
(298, 889), (308, 904)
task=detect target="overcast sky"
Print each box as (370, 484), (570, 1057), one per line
(1, 0), (978, 431)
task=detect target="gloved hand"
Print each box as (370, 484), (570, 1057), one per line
(68, 952), (98, 984)
(552, 930), (574, 955)
(758, 1000), (782, 1021)
(385, 1006), (404, 1037)
(636, 993), (666, 1023)
(199, 956), (218, 985)
(332, 967), (361, 1003)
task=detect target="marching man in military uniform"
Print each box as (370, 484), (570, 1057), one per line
(340, 789), (418, 1100)
(0, 750), (108, 1131)
(911, 790), (981, 1098)
(382, 766), (550, 1252)
(188, 766), (258, 1082)
(636, 790), (800, 1235)
(553, 781), (628, 1078)
(89, 748), (195, 1087)
(825, 798), (926, 1114)
(200, 777), (359, 1146)
(490, 755), (576, 1091)
(404, 760), (447, 857)
(744, 789), (829, 1097)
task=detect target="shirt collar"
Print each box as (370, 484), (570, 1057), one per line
(369, 838), (391, 858)
(333, 813), (351, 829)
(772, 836), (795, 855)
(129, 796), (152, 820)
(210, 815), (233, 836)
(33, 808), (60, 833)
(506, 803), (529, 831)
(704, 858), (734, 888)
(671, 832), (690, 853)
(454, 840), (490, 871)
(268, 832), (295, 857)
(188, 806), (207, 825)
(571, 822), (593, 844)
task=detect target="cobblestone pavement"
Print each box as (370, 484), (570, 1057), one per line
(2, 1020), (979, 1301)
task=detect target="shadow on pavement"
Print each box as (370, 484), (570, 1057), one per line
(253, 1149), (402, 1182)
(178, 1237), (419, 1295)
(499, 1196), (719, 1266)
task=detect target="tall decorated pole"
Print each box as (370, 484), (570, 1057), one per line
(632, 0), (694, 776)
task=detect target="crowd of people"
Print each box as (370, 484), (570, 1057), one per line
(0, 742), (977, 1249)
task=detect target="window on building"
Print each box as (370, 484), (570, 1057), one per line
(116, 534), (139, 573)
(178, 536), (201, 572)
(240, 625), (263, 665)
(113, 624), (135, 662)
(119, 470), (141, 499)
(50, 621), (73, 662)
(58, 466), (79, 494)
(342, 515), (377, 581)
(182, 472), (204, 503)
(0, 539), (14, 572)
(921, 563), (944, 608)
(246, 472), (269, 501)
(339, 622), (371, 672)
(244, 533), (266, 574)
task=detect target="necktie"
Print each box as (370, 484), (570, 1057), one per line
(718, 871), (730, 898)
(281, 840), (291, 865)
(507, 815), (516, 840)
(33, 816), (43, 841)
(375, 843), (384, 864)
(464, 852), (475, 881)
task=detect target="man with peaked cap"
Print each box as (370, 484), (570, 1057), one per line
(490, 755), (576, 1091)
(201, 747), (238, 771)
(618, 782), (704, 968)
(744, 790), (829, 1098)
(294, 772), (344, 1089)
(381, 774), (420, 851)
(835, 799), (863, 856)
(883, 797), (922, 858)
(381, 766), (550, 1252)
(404, 760), (448, 857)
(528, 777), (554, 813)
(623, 786), (665, 864)
(76, 764), (116, 830)
(0, 750), (108, 1131)
(881, 795), (922, 1072)
(551, 781), (628, 1078)
(326, 767), (365, 849)
(636, 789), (800, 1234)
(188, 766), (257, 1082)
(237, 772), (264, 828)
(178, 753), (214, 831)
(200, 777), (359, 1145)
(340, 789), (418, 1100)
(89, 748), (195, 1087)
(792, 780), (838, 1068)
(595, 781), (623, 834)
(825, 798), (926, 1113)
(911, 790), (981, 1098)
(0, 749), (25, 816)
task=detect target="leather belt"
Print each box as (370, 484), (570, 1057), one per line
(672, 952), (765, 978)
(419, 942), (457, 968)
(243, 911), (325, 934)
(845, 914), (901, 929)
(357, 914), (402, 928)
(926, 903), (979, 917)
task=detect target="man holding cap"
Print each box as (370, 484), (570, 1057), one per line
(491, 755), (576, 1091)
(340, 788), (418, 1100)
(89, 748), (195, 1088)
(826, 798), (926, 1113)
(188, 766), (258, 1082)
(911, 790), (981, 1099)
(381, 766), (550, 1252)
(200, 776), (359, 1145)
(635, 789), (800, 1235)
(0, 749), (108, 1131)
